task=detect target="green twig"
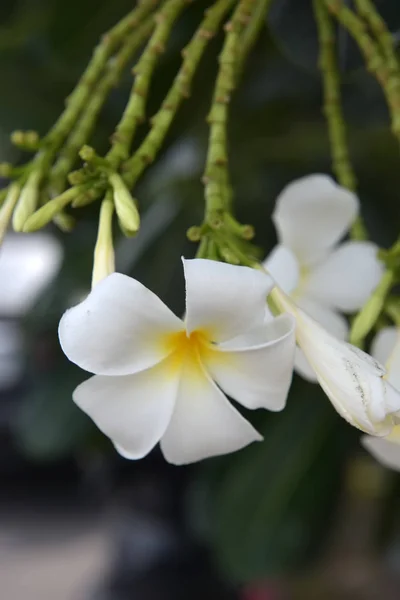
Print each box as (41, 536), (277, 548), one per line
(355, 0), (400, 73)
(325, 0), (400, 146)
(236, 0), (273, 79)
(49, 17), (155, 195)
(43, 0), (159, 152)
(314, 0), (366, 240)
(107, 0), (190, 167)
(123, 0), (235, 189)
(204, 0), (255, 225)
(350, 269), (395, 346)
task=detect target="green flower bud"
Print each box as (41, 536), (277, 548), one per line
(0, 183), (21, 244)
(12, 171), (41, 231)
(109, 173), (140, 236)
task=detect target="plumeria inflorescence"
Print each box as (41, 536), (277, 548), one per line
(0, 0), (399, 468)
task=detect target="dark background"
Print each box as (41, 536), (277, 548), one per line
(0, 0), (399, 598)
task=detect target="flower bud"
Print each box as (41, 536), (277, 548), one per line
(0, 183), (21, 244)
(22, 186), (80, 232)
(92, 196), (115, 288)
(12, 171), (41, 231)
(109, 173), (140, 236)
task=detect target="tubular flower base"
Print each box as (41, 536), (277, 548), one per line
(264, 174), (383, 381)
(362, 327), (400, 471)
(271, 286), (400, 436)
(59, 259), (296, 465)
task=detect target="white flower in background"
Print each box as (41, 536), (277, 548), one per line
(0, 233), (62, 317)
(362, 327), (400, 470)
(264, 174), (384, 381)
(271, 287), (400, 436)
(59, 259), (296, 465)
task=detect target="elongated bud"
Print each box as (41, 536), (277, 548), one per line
(0, 183), (21, 245)
(271, 285), (400, 436)
(109, 173), (140, 236)
(12, 171), (41, 231)
(92, 196), (115, 288)
(22, 186), (82, 232)
(53, 210), (76, 232)
(0, 162), (13, 177)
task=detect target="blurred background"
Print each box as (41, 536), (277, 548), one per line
(0, 0), (400, 598)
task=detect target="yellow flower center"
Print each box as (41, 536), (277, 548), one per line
(162, 329), (211, 375)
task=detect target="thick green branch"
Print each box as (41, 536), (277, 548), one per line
(204, 0), (256, 224)
(314, 0), (366, 240)
(123, 0), (235, 188)
(50, 17), (154, 194)
(107, 0), (190, 167)
(236, 0), (273, 79)
(325, 0), (400, 146)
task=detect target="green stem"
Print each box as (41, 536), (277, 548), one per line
(107, 0), (190, 167)
(313, 0), (366, 240)
(204, 0), (256, 225)
(355, 0), (400, 73)
(19, 1), (160, 202)
(123, 0), (235, 188)
(235, 0), (273, 79)
(49, 17), (154, 195)
(325, 0), (400, 146)
(350, 269), (395, 346)
(385, 298), (400, 327)
(43, 0), (159, 152)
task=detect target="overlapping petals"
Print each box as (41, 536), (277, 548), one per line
(264, 175), (384, 382)
(361, 328), (400, 470)
(60, 259), (296, 464)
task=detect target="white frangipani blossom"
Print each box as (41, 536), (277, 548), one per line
(271, 286), (400, 436)
(59, 258), (296, 465)
(264, 174), (384, 381)
(362, 327), (400, 470)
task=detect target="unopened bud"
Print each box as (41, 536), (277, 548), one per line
(12, 171), (41, 231)
(24, 130), (40, 149)
(0, 183), (21, 244)
(92, 196), (115, 288)
(79, 145), (96, 162)
(0, 163), (13, 178)
(109, 173), (140, 236)
(10, 130), (25, 147)
(53, 210), (75, 232)
(22, 186), (81, 232)
(187, 226), (201, 241)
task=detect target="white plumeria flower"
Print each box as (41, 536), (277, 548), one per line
(59, 258), (296, 465)
(362, 327), (400, 470)
(264, 174), (384, 382)
(271, 286), (400, 436)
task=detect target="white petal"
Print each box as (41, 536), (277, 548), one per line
(296, 297), (349, 341)
(73, 357), (180, 459)
(263, 245), (300, 294)
(202, 314), (296, 411)
(59, 273), (183, 376)
(293, 298), (349, 384)
(271, 287), (400, 435)
(160, 356), (262, 465)
(273, 174), (359, 266)
(183, 258), (273, 342)
(302, 242), (384, 313)
(362, 426), (400, 471)
(372, 327), (400, 390)
(294, 347), (318, 383)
